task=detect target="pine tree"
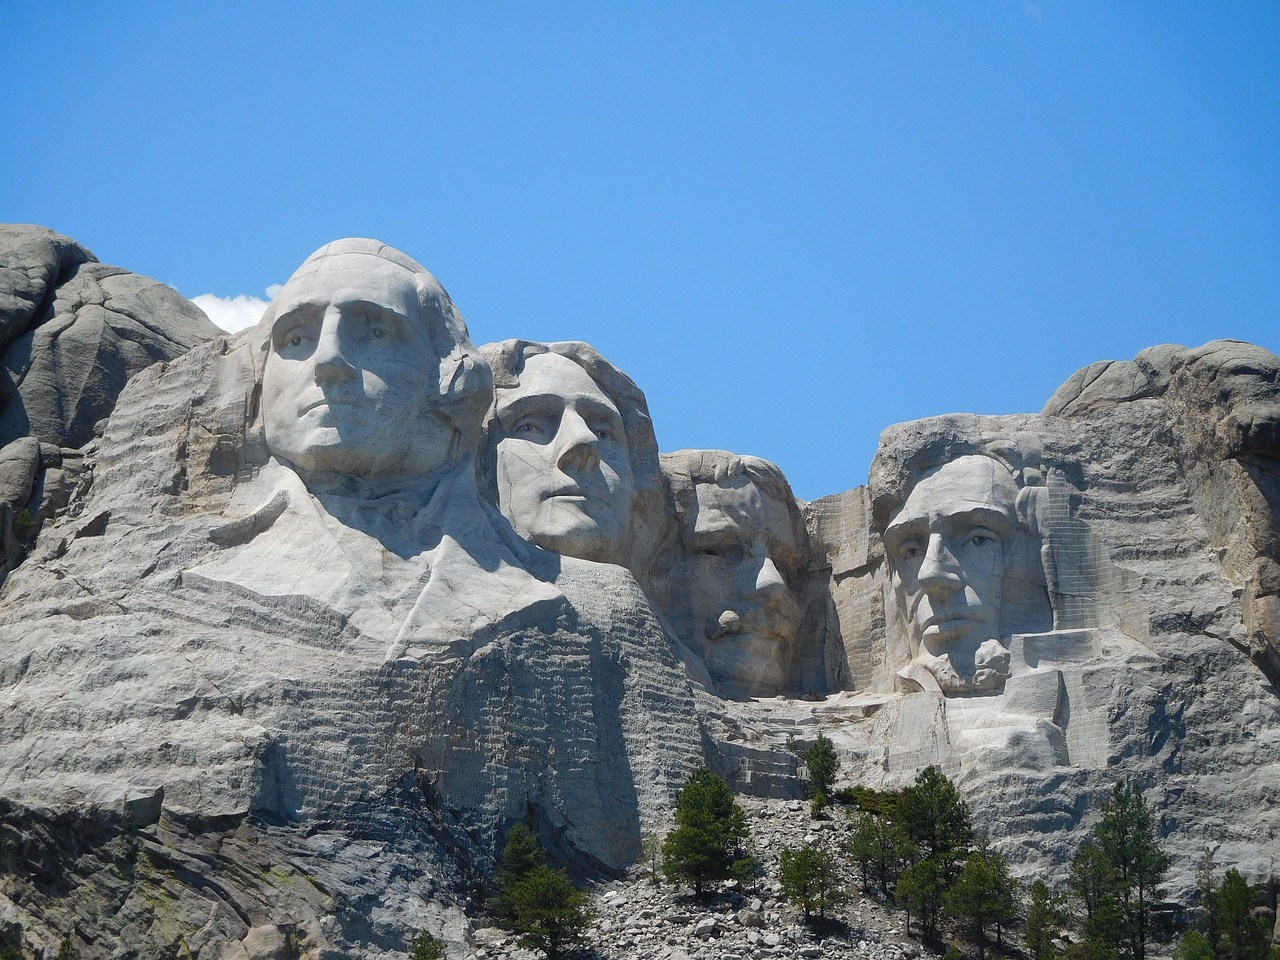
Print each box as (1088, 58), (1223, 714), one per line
(661, 768), (753, 899)
(1067, 838), (1124, 959)
(801, 733), (840, 814)
(848, 811), (916, 896)
(1194, 846), (1221, 949)
(780, 842), (848, 923)
(1025, 879), (1068, 960)
(492, 822), (593, 959)
(505, 866), (594, 960)
(898, 856), (943, 940)
(945, 846), (1017, 960)
(1093, 782), (1170, 960)
(1172, 930), (1214, 960)
(1216, 867), (1271, 960)
(408, 930), (443, 960)
(900, 766), (974, 884)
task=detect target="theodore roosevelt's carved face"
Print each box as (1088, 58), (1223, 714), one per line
(263, 252), (453, 482)
(884, 456), (1019, 660)
(492, 353), (635, 564)
(678, 472), (802, 699)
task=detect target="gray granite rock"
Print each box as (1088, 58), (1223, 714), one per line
(0, 228), (1276, 958)
(0, 225), (218, 449)
(0, 224), (220, 589)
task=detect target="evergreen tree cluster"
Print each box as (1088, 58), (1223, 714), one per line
(492, 822), (594, 960)
(1174, 848), (1278, 960)
(455, 765), (1273, 960)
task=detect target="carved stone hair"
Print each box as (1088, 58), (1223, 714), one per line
(870, 431), (1049, 542)
(659, 448), (805, 580)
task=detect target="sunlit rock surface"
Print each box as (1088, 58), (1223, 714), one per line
(0, 228), (1276, 958)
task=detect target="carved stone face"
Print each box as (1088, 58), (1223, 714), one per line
(262, 253), (454, 481)
(680, 475), (802, 699)
(884, 455), (1020, 690)
(493, 353), (635, 564)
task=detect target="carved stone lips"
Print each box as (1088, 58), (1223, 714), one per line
(921, 610), (980, 635)
(302, 396), (369, 414)
(546, 486), (588, 500)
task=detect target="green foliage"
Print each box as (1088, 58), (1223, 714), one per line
(1195, 847), (1221, 947)
(1067, 782), (1170, 960)
(1216, 867), (1272, 960)
(408, 931), (443, 960)
(800, 733), (840, 812)
(1068, 838), (1126, 955)
(504, 865), (594, 959)
(493, 822), (547, 923)
(661, 768), (752, 898)
(900, 766), (974, 884)
(639, 832), (663, 886)
(1094, 782), (1171, 960)
(811, 790), (829, 819)
(848, 811), (916, 896)
(944, 846), (1018, 960)
(945, 945), (965, 960)
(1025, 879), (1068, 960)
(12, 509), (32, 534)
(498, 823), (545, 886)
(1061, 938), (1121, 960)
(838, 784), (906, 818)
(0, 946), (22, 960)
(492, 823), (592, 959)
(897, 857), (943, 939)
(779, 842), (847, 922)
(54, 939), (79, 960)
(1173, 930), (1215, 960)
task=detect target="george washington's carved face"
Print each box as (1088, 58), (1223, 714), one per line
(263, 252), (454, 482)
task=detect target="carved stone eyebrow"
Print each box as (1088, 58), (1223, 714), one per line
(343, 298), (411, 324)
(939, 506), (1015, 535)
(496, 391), (564, 423)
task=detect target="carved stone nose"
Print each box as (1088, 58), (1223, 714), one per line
(917, 533), (961, 592)
(555, 409), (601, 470)
(313, 316), (356, 382)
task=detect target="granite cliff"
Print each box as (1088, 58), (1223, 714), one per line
(0, 229), (1275, 959)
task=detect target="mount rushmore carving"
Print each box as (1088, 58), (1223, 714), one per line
(0, 227), (1277, 958)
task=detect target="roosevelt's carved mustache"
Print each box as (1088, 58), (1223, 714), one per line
(707, 596), (801, 642)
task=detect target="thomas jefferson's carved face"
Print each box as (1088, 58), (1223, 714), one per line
(263, 253), (454, 481)
(493, 353), (635, 563)
(679, 475), (802, 699)
(885, 456), (1018, 663)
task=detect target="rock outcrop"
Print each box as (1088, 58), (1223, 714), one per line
(0, 225), (220, 587)
(0, 229), (1276, 959)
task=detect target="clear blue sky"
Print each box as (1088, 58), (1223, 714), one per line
(3, 3), (1277, 500)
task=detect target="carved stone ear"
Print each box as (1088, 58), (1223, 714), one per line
(1015, 485), (1046, 538)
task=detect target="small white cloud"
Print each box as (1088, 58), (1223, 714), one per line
(190, 284), (282, 334)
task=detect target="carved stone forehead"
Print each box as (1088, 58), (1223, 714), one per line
(691, 476), (797, 549)
(893, 455), (1019, 526)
